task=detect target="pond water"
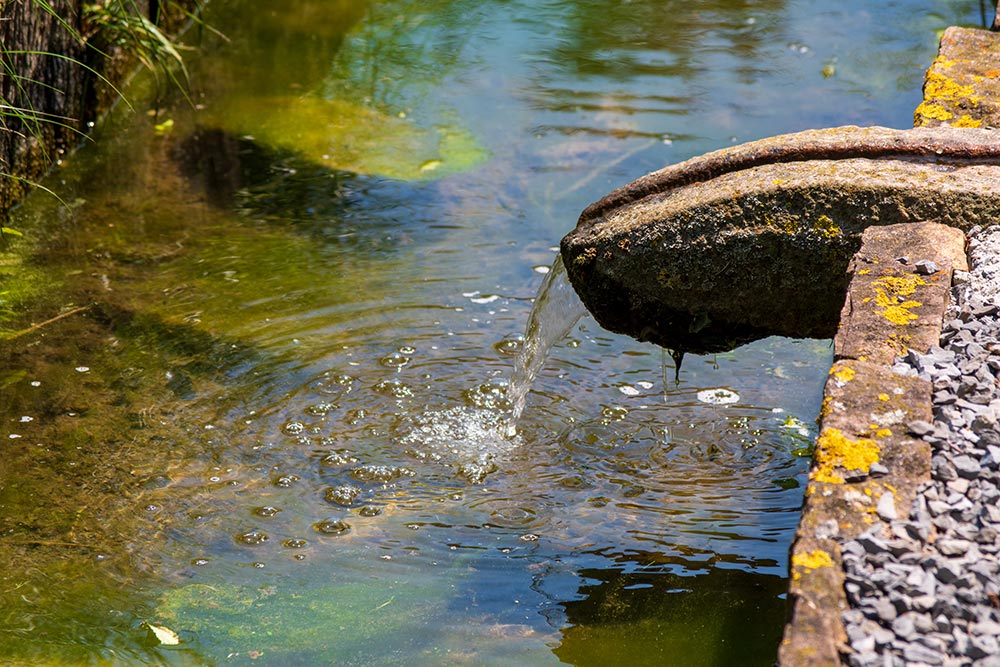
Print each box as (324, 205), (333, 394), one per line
(0, 0), (987, 664)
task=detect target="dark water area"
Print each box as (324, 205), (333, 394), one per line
(0, 1), (986, 664)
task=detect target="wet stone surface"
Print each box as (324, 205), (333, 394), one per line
(842, 225), (1000, 667)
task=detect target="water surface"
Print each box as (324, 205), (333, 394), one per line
(0, 0), (984, 664)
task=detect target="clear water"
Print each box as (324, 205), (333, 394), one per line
(0, 0), (987, 665)
(508, 255), (587, 425)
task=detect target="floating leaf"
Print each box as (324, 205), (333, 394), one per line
(154, 119), (175, 136)
(144, 621), (180, 645)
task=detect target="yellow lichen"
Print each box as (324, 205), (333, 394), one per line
(874, 428), (892, 438)
(792, 549), (834, 571)
(923, 68), (979, 103)
(878, 393), (890, 402)
(819, 396), (834, 420)
(813, 214), (840, 238)
(811, 427), (881, 484)
(858, 268), (871, 275)
(873, 274), (926, 326)
(952, 114), (983, 128)
(830, 365), (855, 383)
(914, 101), (954, 124)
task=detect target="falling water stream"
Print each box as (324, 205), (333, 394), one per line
(0, 1), (983, 665)
(508, 255), (587, 426)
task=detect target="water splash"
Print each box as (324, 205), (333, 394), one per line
(507, 254), (587, 427)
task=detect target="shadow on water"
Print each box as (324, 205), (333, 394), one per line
(549, 557), (788, 667)
(0, 0), (986, 664)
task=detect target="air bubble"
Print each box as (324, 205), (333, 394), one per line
(273, 473), (301, 488)
(282, 538), (308, 549)
(283, 421), (306, 435)
(313, 519), (351, 535)
(325, 485), (362, 506)
(253, 506), (282, 518)
(236, 529), (270, 546)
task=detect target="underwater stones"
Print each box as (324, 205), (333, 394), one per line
(561, 127), (1000, 354)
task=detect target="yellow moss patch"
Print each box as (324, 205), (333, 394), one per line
(811, 427), (881, 484)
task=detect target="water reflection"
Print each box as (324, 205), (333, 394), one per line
(0, 0), (985, 664)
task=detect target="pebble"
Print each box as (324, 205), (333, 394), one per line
(840, 226), (1000, 666)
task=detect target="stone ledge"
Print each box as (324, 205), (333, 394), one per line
(778, 222), (960, 666)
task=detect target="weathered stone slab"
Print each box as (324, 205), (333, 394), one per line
(561, 146), (1000, 353)
(834, 222), (967, 365)
(915, 27), (1000, 129)
(778, 358), (932, 666)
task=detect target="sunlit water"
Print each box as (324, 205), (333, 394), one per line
(0, 0), (988, 665)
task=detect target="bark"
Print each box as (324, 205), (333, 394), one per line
(0, 0), (189, 219)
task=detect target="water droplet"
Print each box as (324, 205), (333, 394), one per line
(236, 529), (270, 546)
(75, 366), (90, 373)
(324, 485), (362, 506)
(253, 506), (282, 518)
(252, 562), (266, 569)
(313, 519), (351, 535)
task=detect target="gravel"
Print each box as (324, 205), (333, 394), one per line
(841, 225), (1000, 667)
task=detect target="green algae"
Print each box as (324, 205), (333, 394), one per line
(201, 95), (489, 180)
(156, 576), (453, 664)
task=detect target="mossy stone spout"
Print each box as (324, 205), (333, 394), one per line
(560, 125), (1000, 354)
